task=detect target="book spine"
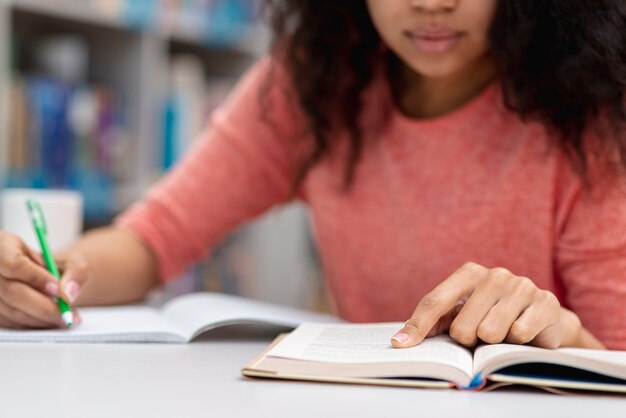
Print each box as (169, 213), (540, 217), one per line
(459, 373), (487, 391)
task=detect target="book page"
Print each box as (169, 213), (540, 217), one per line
(558, 347), (626, 365)
(474, 343), (626, 381)
(265, 322), (473, 378)
(0, 307), (185, 343)
(162, 292), (341, 341)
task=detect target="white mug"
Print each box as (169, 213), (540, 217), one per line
(0, 189), (83, 251)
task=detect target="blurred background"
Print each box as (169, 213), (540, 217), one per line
(0, 0), (329, 312)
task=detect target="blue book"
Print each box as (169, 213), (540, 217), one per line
(24, 76), (72, 188)
(162, 95), (179, 171)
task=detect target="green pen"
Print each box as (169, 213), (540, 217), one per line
(26, 198), (74, 328)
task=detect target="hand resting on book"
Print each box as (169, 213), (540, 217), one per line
(391, 262), (605, 350)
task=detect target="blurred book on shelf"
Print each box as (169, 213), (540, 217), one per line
(162, 54), (235, 170)
(91, 0), (263, 48)
(6, 35), (131, 224)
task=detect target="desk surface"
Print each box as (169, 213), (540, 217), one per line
(0, 326), (624, 418)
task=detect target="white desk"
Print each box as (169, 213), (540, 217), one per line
(0, 326), (624, 418)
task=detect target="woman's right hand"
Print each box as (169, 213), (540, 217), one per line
(0, 231), (85, 329)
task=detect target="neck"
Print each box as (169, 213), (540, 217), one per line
(396, 54), (498, 119)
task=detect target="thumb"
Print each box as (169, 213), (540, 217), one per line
(58, 252), (91, 305)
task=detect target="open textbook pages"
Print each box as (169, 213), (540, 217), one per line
(243, 322), (626, 393)
(474, 343), (626, 393)
(244, 322), (474, 388)
(0, 293), (340, 343)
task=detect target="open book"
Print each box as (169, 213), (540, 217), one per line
(0, 293), (339, 343)
(243, 322), (626, 394)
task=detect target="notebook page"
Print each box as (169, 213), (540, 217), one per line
(162, 292), (341, 341)
(0, 306), (185, 343)
(266, 322), (474, 377)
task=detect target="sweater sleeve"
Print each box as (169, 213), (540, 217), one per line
(114, 56), (307, 281)
(555, 153), (626, 350)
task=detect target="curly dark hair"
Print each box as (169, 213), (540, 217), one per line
(263, 1), (626, 193)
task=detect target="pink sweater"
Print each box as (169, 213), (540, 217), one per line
(116, 58), (626, 349)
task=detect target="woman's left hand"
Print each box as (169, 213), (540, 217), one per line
(391, 262), (584, 349)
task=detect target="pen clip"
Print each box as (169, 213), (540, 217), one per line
(26, 198), (47, 235)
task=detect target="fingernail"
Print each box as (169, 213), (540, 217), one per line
(64, 281), (80, 303)
(45, 282), (59, 297)
(392, 332), (410, 344)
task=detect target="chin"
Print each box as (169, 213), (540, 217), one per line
(398, 52), (465, 79)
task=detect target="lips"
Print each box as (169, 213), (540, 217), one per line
(405, 29), (465, 54)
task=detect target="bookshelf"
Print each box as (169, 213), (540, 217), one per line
(0, 0), (267, 222)
(0, 0), (324, 309)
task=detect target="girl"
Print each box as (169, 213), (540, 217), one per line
(0, 0), (624, 350)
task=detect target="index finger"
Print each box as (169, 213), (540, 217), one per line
(391, 262), (486, 348)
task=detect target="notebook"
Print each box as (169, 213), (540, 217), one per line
(0, 293), (339, 343)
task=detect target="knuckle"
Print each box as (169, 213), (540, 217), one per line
(477, 323), (505, 344)
(518, 276), (534, 288)
(509, 322), (534, 344)
(490, 267), (511, 278)
(514, 276), (535, 294)
(2, 253), (22, 273)
(540, 290), (559, 306)
(461, 261), (484, 275)
(482, 268), (512, 292)
(545, 289), (558, 302)
(403, 318), (429, 336)
(418, 294), (440, 310)
(449, 322), (475, 346)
